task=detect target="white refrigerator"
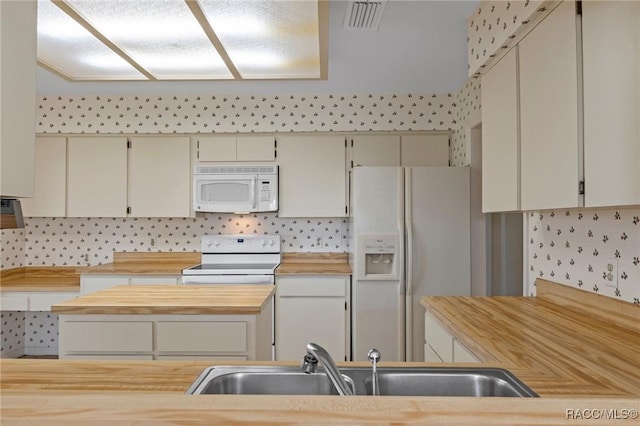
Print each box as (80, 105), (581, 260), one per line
(349, 166), (470, 362)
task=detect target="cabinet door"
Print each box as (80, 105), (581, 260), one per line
(0, 1), (36, 198)
(481, 47), (520, 212)
(67, 137), (128, 217)
(276, 276), (348, 361)
(20, 137), (67, 217)
(519, 1), (581, 210)
(453, 340), (479, 363)
(401, 134), (449, 166)
(128, 136), (191, 217)
(582, 1), (640, 207)
(424, 312), (453, 362)
(80, 275), (129, 295)
(350, 135), (400, 167)
(277, 135), (347, 217)
(196, 136), (236, 162)
(237, 135), (275, 161)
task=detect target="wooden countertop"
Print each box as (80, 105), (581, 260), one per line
(78, 252), (200, 275)
(276, 252), (352, 275)
(1, 360), (638, 424)
(51, 285), (275, 315)
(0, 267), (80, 292)
(421, 279), (640, 398)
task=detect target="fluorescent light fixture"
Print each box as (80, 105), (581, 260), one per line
(37, 0), (146, 79)
(36, 0), (326, 81)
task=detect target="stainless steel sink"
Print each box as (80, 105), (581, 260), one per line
(186, 366), (538, 397)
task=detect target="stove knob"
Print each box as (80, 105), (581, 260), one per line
(214, 240), (220, 247)
(261, 240), (267, 246)
(268, 239), (274, 246)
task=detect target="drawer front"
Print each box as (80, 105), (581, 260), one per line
(29, 293), (78, 311)
(453, 340), (480, 363)
(0, 294), (29, 311)
(61, 354), (154, 360)
(277, 277), (347, 297)
(156, 321), (247, 353)
(156, 355), (248, 360)
(424, 312), (453, 362)
(61, 321), (153, 353)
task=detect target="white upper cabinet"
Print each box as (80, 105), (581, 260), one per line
(519, 0), (581, 211)
(481, 47), (520, 212)
(400, 134), (449, 166)
(350, 135), (401, 167)
(349, 133), (449, 168)
(277, 135), (347, 217)
(67, 137), (128, 217)
(21, 137), (67, 217)
(0, 1), (36, 198)
(582, 0), (640, 207)
(128, 136), (191, 218)
(196, 135), (276, 162)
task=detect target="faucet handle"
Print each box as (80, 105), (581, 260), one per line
(301, 353), (318, 374)
(367, 348), (381, 363)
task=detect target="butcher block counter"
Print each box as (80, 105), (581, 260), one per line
(421, 279), (640, 398)
(51, 284), (274, 315)
(275, 252), (352, 275)
(77, 251), (200, 275)
(0, 267), (80, 292)
(1, 360), (638, 425)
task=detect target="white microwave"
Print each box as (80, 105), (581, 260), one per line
(193, 165), (278, 213)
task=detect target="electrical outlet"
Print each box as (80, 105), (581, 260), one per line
(603, 257), (618, 287)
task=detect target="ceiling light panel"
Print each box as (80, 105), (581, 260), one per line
(198, 0), (321, 79)
(64, 0), (233, 79)
(37, 0), (146, 80)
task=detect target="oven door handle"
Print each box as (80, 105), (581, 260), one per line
(181, 275), (274, 285)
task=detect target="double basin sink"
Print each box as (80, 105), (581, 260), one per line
(186, 366), (538, 397)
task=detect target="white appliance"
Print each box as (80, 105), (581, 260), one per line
(193, 165), (278, 213)
(350, 167), (470, 362)
(182, 234), (281, 285)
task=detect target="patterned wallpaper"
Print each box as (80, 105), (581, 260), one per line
(467, 0), (554, 77)
(1, 228), (25, 269)
(1, 312), (24, 358)
(451, 77), (482, 166)
(528, 207), (640, 304)
(21, 214), (348, 266)
(37, 93), (457, 134)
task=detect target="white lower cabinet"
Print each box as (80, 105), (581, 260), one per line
(58, 302), (273, 360)
(81, 275), (181, 294)
(275, 276), (350, 361)
(0, 292), (78, 311)
(424, 312), (479, 363)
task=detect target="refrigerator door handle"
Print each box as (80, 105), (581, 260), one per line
(397, 167), (406, 362)
(404, 167), (414, 361)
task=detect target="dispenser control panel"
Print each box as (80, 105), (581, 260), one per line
(358, 234), (399, 280)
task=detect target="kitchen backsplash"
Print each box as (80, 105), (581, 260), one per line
(20, 214), (348, 266)
(527, 207), (639, 304)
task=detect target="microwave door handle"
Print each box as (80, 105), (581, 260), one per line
(250, 179), (257, 210)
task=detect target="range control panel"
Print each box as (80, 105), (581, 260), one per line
(201, 234), (281, 254)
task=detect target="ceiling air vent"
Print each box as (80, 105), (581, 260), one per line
(344, 1), (388, 30)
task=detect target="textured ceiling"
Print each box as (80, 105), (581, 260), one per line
(37, 0), (479, 95)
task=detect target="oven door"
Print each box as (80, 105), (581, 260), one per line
(194, 175), (256, 213)
(182, 274), (275, 285)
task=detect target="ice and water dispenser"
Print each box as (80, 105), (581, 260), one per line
(357, 235), (399, 280)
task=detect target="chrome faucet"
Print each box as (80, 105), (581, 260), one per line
(301, 343), (354, 396)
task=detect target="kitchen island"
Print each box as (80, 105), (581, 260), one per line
(52, 285), (274, 360)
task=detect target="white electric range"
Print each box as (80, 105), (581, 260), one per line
(182, 234), (281, 285)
